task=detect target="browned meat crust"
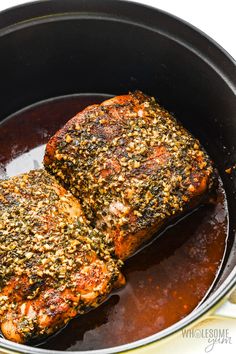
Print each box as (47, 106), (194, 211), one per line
(0, 91), (214, 344)
(0, 170), (123, 343)
(44, 91), (214, 260)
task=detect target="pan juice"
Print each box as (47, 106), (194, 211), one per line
(0, 94), (228, 350)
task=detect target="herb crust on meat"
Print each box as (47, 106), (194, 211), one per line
(0, 169), (122, 343)
(45, 91), (214, 259)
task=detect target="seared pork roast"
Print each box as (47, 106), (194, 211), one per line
(0, 92), (214, 342)
(0, 170), (123, 343)
(45, 91), (214, 259)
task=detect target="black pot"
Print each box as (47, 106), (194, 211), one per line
(0, 1), (235, 353)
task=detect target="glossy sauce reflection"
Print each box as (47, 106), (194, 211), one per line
(0, 94), (228, 351)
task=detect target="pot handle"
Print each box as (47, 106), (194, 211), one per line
(207, 286), (236, 320)
(0, 348), (20, 354)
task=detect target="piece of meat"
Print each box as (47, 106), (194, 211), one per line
(0, 91), (215, 344)
(44, 91), (214, 260)
(0, 170), (123, 343)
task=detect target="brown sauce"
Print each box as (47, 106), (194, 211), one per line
(0, 94), (228, 350)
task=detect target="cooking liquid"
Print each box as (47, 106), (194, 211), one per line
(0, 94), (228, 351)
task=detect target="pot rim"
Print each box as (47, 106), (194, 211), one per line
(0, 0), (235, 353)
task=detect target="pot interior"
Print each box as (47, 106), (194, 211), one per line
(0, 1), (235, 353)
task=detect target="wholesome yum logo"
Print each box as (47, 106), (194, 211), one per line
(181, 328), (232, 352)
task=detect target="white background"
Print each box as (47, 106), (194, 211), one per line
(0, 1), (235, 353)
(0, 0), (235, 59)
